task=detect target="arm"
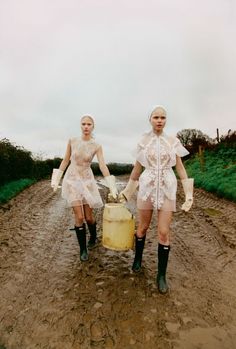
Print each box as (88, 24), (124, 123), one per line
(59, 140), (71, 171)
(175, 155), (188, 180)
(96, 146), (118, 198)
(175, 155), (194, 212)
(96, 145), (110, 177)
(130, 161), (143, 181)
(118, 161), (142, 202)
(51, 140), (71, 192)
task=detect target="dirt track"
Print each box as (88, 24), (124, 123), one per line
(0, 177), (236, 349)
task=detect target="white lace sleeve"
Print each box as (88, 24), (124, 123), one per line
(173, 138), (189, 157)
(132, 133), (150, 167)
(135, 142), (147, 166)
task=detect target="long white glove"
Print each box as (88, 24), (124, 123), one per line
(181, 178), (194, 212)
(118, 179), (139, 203)
(51, 169), (63, 192)
(104, 175), (118, 199)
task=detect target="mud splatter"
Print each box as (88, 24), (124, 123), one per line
(0, 177), (236, 349)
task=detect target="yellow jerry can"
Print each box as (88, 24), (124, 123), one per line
(102, 203), (135, 251)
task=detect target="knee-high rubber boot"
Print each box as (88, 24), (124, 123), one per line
(132, 235), (146, 273)
(87, 222), (98, 250)
(157, 243), (170, 294)
(75, 223), (88, 261)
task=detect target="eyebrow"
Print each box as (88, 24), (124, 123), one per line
(152, 115), (166, 117)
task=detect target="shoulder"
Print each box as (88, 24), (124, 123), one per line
(163, 134), (181, 147)
(69, 137), (78, 144)
(137, 131), (152, 147)
(91, 139), (102, 152)
(169, 135), (189, 157)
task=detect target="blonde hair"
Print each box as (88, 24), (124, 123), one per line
(81, 115), (95, 127)
(149, 105), (167, 120)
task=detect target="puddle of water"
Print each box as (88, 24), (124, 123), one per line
(204, 208), (222, 216)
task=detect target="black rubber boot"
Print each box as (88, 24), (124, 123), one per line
(75, 223), (88, 261)
(87, 222), (98, 250)
(132, 235), (146, 273)
(157, 243), (170, 294)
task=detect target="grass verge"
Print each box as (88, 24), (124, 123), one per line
(0, 179), (36, 204)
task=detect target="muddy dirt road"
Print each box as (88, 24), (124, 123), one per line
(0, 177), (236, 349)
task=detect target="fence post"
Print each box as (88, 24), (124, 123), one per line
(216, 128), (220, 143)
(198, 145), (205, 171)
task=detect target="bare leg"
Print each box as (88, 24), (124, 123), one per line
(83, 205), (95, 225)
(157, 210), (172, 245)
(136, 209), (153, 237)
(72, 205), (84, 227)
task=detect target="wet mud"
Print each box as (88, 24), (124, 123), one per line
(0, 177), (236, 349)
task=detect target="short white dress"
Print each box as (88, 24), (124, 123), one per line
(135, 131), (189, 211)
(61, 137), (104, 208)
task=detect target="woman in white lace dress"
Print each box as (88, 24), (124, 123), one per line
(51, 115), (118, 261)
(119, 106), (194, 294)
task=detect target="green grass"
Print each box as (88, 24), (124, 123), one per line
(0, 178), (36, 204)
(185, 145), (236, 202)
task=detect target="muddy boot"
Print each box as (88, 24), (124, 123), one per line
(75, 224), (88, 262)
(132, 235), (146, 273)
(87, 222), (98, 250)
(157, 243), (170, 294)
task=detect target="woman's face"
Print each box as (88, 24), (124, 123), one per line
(81, 116), (94, 136)
(150, 108), (166, 133)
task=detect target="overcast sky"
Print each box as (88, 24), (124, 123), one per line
(1, 0), (236, 163)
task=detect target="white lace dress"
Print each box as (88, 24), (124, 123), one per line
(61, 137), (103, 208)
(135, 131), (189, 211)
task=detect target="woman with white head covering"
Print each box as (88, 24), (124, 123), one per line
(119, 105), (194, 294)
(51, 115), (118, 262)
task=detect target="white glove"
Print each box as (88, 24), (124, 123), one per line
(181, 178), (194, 212)
(104, 175), (118, 199)
(118, 179), (139, 203)
(51, 169), (63, 192)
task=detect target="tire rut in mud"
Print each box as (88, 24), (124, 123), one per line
(0, 179), (236, 349)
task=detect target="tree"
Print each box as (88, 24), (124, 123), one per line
(176, 129), (215, 154)
(220, 130), (236, 144)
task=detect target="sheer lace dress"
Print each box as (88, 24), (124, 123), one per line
(135, 131), (189, 211)
(61, 137), (103, 208)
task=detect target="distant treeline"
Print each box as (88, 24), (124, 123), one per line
(177, 128), (236, 153)
(0, 138), (133, 187)
(0, 129), (235, 189)
(0, 138), (61, 186)
(92, 162), (133, 176)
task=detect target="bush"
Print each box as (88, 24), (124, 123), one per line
(91, 162), (133, 176)
(0, 138), (34, 185)
(185, 141), (236, 202)
(0, 138), (62, 186)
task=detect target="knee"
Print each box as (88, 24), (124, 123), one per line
(137, 224), (150, 236)
(85, 217), (94, 225)
(74, 210), (84, 221)
(75, 219), (84, 227)
(74, 213), (84, 227)
(84, 207), (95, 225)
(158, 228), (170, 244)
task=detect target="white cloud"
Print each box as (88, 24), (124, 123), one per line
(1, 0), (236, 162)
